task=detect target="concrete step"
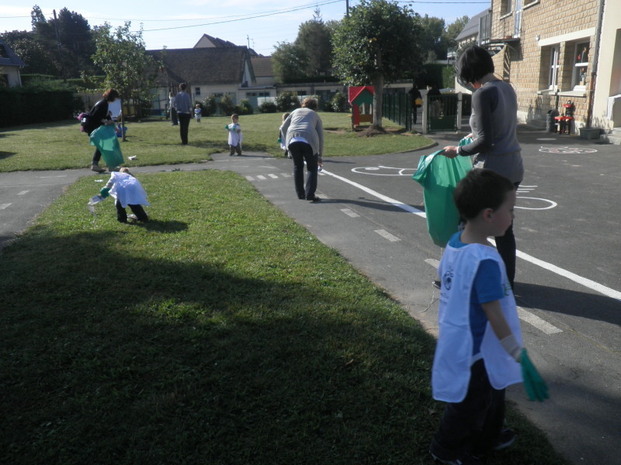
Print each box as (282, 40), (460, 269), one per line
(599, 127), (621, 145)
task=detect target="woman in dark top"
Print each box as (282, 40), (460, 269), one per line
(87, 88), (120, 173)
(441, 46), (523, 287)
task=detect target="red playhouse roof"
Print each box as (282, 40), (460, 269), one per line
(348, 86), (375, 104)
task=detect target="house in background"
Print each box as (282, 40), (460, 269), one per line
(148, 34), (278, 113)
(0, 39), (25, 87)
(475, 0), (620, 139)
(148, 34), (347, 114)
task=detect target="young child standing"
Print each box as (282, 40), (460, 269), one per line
(194, 104), (202, 123)
(97, 168), (150, 223)
(225, 114), (243, 156)
(430, 169), (547, 465)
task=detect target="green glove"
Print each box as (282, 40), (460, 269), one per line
(521, 349), (549, 401)
(99, 187), (110, 198)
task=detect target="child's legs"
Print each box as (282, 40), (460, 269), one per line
(128, 204), (149, 222)
(431, 360), (498, 459)
(234, 144), (242, 155)
(115, 200), (128, 223)
(229, 145), (236, 155)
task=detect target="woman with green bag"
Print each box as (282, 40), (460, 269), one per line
(441, 45), (523, 288)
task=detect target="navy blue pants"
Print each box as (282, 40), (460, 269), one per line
(431, 359), (505, 460)
(289, 142), (318, 200)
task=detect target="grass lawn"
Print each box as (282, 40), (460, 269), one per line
(0, 113), (436, 172)
(0, 169), (570, 465)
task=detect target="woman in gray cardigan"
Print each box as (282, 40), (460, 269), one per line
(281, 97), (324, 202)
(442, 45), (523, 287)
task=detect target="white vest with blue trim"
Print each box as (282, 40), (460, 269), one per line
(431, 242), (523, 402)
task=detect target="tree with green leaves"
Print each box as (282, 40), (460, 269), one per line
(272, 41), (308, 83)
(272, 9), (334, 83)
(91, 22), (159, 123)
(332, 0), (422, 129)
(27, 6), (96, 78)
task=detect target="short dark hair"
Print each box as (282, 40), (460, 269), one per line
(456, 45), (494, 85)
(179, 83), (187, 91)
(454, 169), (515, 220)
(103, 88), (119, 101)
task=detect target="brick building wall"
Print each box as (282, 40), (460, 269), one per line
(488, 0), (599, 128)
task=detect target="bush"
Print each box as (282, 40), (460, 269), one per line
(202, 95), (217, 117)
(236, 99), (253, 115)
(218, 95), (236, 116)
(275, 92), (300, 112)
(330, 91), (349, 112)
(259, 101), (278, 113)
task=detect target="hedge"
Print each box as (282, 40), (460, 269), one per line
(0, 88), (74, 127)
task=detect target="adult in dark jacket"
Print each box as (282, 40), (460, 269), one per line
(441, 45), (523, 287)
(173, 83), (193, 145)
(86, 89), (120, 172)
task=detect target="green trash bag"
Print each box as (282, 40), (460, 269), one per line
(412, 147), (472, 247)
(89, 124), (125, 169)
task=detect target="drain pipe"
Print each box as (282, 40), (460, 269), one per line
(586, 0), (605, 128)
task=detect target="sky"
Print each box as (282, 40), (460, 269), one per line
(0, 1), (489, 57)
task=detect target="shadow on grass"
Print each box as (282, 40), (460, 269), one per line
(0, 151), (16, 160)
(0, 227), (569, 465)
(0, 227), (437, 465)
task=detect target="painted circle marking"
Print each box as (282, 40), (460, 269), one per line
(516, 196), (557, 210)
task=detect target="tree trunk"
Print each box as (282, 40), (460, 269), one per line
(372, 73), (384, 129)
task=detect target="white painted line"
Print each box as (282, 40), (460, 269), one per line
(375, 229), (400, 242)
(323, 168), (621, 302)
(17, 190), (29, 196)
(341, 208), (360, 218)
(322, 169), (426, 218)
(245, 176), (255, 181)
(425, 258), (440, 269)
(39, 175), (68, 179)
(268, 174), (278, 179)
(517, 307), (563, 334)
(516, 249), (621, 301)
(0, 203), (12, 210)
(256, 175), (267, 180)
(281, 173), (292, 178)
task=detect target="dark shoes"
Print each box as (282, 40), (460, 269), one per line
(306, 196), (321, 203)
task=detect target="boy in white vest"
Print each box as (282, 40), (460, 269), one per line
(430, 169), (547, 465)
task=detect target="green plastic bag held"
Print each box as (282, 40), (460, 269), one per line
(412, 144), (472, 247)
(89, 125), (125, 169)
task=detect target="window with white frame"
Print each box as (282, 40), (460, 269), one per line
(195, 87), (201, 96)
(572, 41), (589, 90)
(548, 45), (560, 90)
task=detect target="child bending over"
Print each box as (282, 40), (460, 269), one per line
(99, 168), (150, 223)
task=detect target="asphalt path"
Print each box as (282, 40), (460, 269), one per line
(1, 129), (619, 465)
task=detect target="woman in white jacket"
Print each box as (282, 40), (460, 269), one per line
(280, 97), (324, 202)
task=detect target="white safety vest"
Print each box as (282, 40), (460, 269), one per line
(431, 242), (523, 402)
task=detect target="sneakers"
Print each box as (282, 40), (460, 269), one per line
(493, 428), (517, 451)
(91, 163), (105, 173)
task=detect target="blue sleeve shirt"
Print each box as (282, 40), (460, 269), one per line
(448, 233), (505, 355)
